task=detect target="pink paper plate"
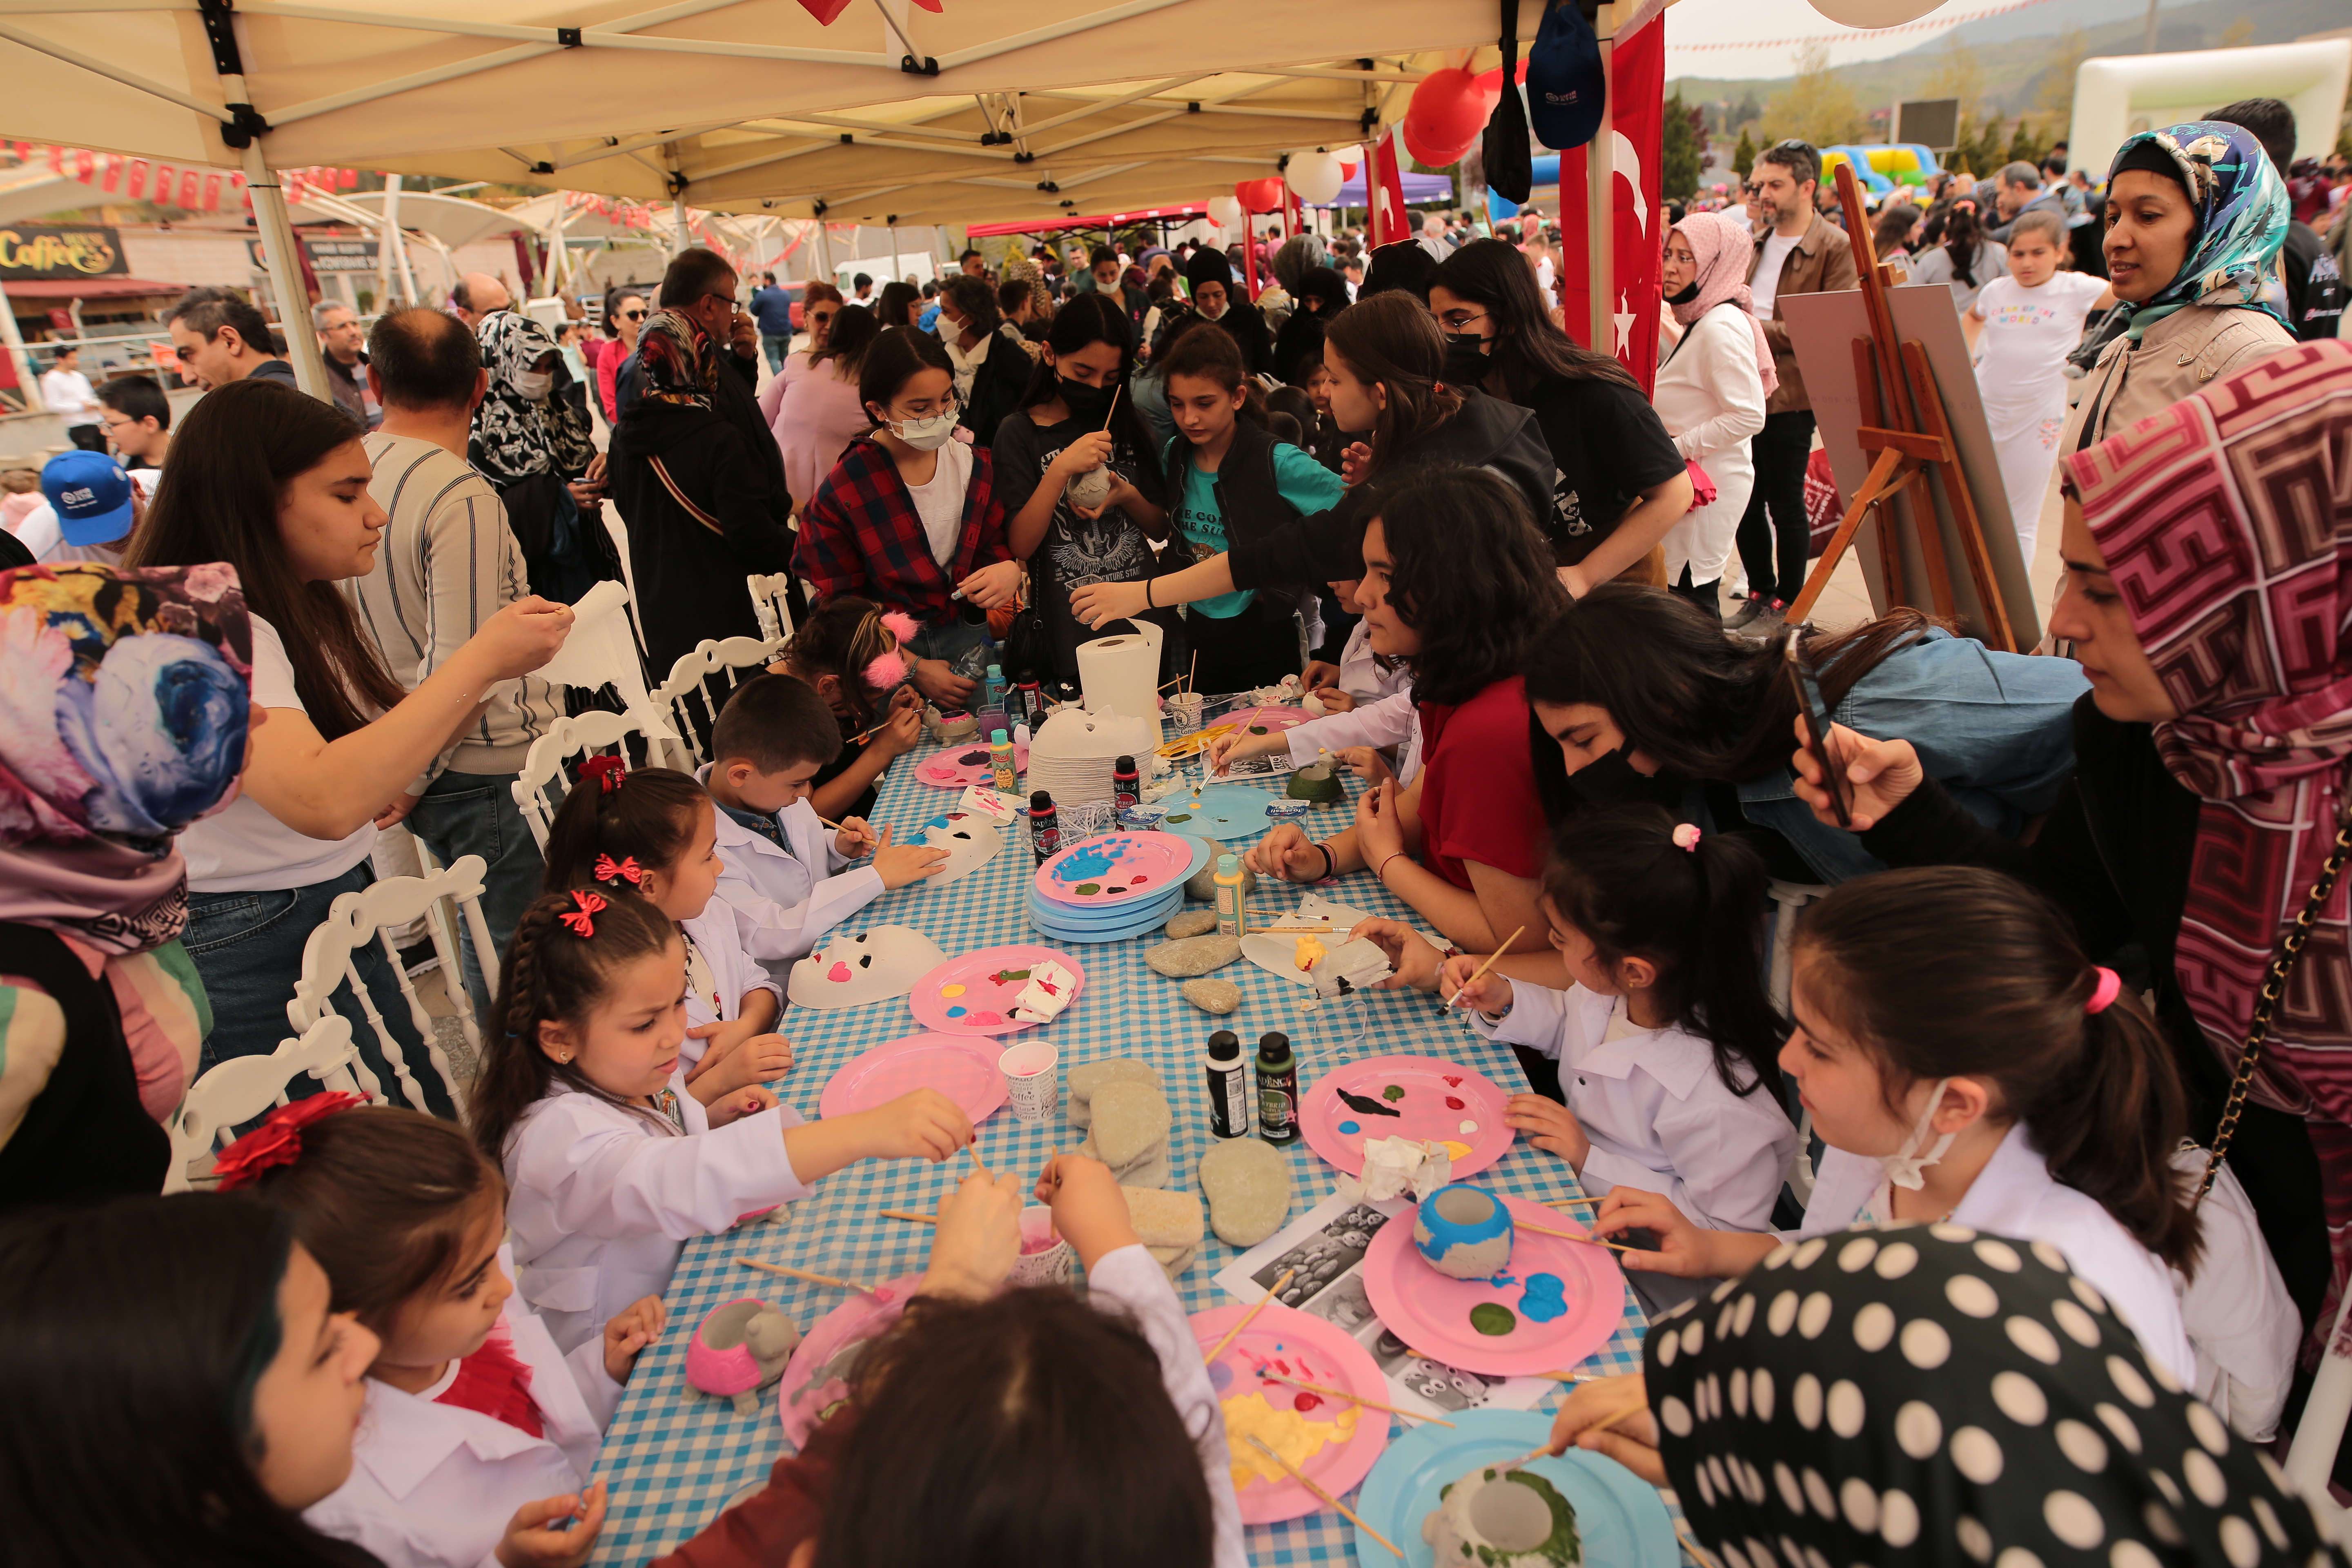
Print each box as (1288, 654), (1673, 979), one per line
(908, 944), (1087, 1036)
(1360, 1194), (1627, 1376)
(915, 740), (1029, 790)
(819, 1032), (1006, 1124)
(1189, 1300), (1390, 1523)
(1033, 831), (1195, 907)
(776, 1273), (923, 1446)
(1299, 1055), (1516, 1180)
(1221, 704), (1314, 735)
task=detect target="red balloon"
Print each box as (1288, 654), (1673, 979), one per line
(1234, 177), (1286, 212)
(1402, 67), (1499, 168)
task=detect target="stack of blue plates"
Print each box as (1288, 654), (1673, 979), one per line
(1025, 835), (1212, 944)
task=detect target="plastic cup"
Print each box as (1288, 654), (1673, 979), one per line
(1009, 1205), (1078, 1286)
(999, 1040), (1060, 1123)
(1169, 691), (1204, 732)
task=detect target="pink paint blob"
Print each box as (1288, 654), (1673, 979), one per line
(1020, 1235), (1058, 1255)
(828, 962), (853, 982)
(967, 1011), (1004, 1026)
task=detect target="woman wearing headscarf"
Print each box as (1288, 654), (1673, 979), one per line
(1546, 1227), (2340, 1568)
(607, 310), (797, 673)
(1786, 339), (2352, 1357)
(1653, 212), (1773, 612)
(2071, 120), (2295, 451)
(1272, 265), (1350, 387)
(1181, 246), (1273, 377)
(0, 563), (251, 1206)
(470, 307), (604, 603)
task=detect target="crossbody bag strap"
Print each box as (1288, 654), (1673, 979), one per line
(647, 454), (726, 538)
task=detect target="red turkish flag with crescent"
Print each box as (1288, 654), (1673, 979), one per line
(1555, 2), (1665, 393)
(1369, 126), (1412, 247)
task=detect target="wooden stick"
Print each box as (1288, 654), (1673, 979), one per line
(878, 1209), (937, 1225)
(1186, 650), (1198, 695)
(1441, 928), (1526, 1010)
(739, 1257), (890, 1296)
(1517, 1218), (1641, 1254)
(1676, 1522), (1720, 1568)
(1101, 383), (1123, 430)
(1256, 1370), (1455, 1427)
(1541, 1195), (1601, 1211)
(1244, 1436), (1401, 1558)
(965, 1138), (992, 1181)
(1203, 1268), (1295, 1365)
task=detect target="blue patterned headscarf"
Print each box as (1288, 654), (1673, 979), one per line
(2105, 120), (2290, 341)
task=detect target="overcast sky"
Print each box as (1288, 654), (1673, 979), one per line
(1661, 0), (2027, 82)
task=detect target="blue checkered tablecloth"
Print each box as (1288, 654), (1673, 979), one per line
(587, 761), (1657, 1566)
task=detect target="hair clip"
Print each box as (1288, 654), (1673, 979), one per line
(595, 853), (644, 885)
(1670, 823), (1702, 852)
(210, 1091), (365, 1190)
(580, 755), (628, 793)
(879, 610), (920, 646)
(2086, 966), (2123, 1015)
(560, 889), (608, 937)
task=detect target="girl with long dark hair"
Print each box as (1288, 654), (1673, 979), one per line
(1909, 198), (2009, 311)
(938, 274), (1033, 445)
(125, 379), (570, 1112)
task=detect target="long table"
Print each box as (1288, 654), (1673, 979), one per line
(586, 760), (1652, 1566)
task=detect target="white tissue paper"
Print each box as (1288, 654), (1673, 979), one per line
(1011, 960), (1080, 1025)
(1337, 1136), (1454, 1203)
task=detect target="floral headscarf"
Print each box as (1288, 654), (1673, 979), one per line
(633, 308), (721, 414)
(471, 307), (596, 486)
(1669, 211), (1778, 399)
(2105, 120), (2290, 342)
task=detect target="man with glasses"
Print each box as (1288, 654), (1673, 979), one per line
(1730, 140), (1856, 637)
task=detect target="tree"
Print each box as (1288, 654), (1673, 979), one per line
(1925, 35), (1984, 127)
(1734, 93), (1762, 129)
(1761, 40), (1869, 150)
(1663, 90), (1705, 200)
(2035, 24), (2089, 127)
(2006, 118), (2043, 167)
(1733, 128), (1757, 180)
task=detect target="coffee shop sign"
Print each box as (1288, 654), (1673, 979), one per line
(0, 225), (126, 279)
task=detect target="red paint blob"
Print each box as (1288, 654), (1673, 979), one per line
(1445, 1096), (1466, 1110)
(1443, 1075), (1464, 1087)
(1293, 1392), (1323, 1412)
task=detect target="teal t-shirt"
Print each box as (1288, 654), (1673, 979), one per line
(1171, 440), (1348, 619)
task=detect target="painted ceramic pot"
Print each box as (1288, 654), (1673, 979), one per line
(1009, 1205), (1079, 1287)
(1421, 1463), (1583, 1567)
(1412, 1183), (1514, 1281)
(686, 1298), (803, 1416)
(1285, 763), (1345, 804)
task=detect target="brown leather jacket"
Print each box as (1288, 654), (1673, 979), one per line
(1745, 212), (1860, 416)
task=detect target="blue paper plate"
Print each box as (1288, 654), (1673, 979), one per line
(1024, 881), (1182, 927)
(1352, 1410), (1679, 1568)
(1156, 783), (1290, 843)
(1027, 909), (1172, 944)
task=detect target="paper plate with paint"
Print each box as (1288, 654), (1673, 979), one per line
(1218, 704), (1315, 738)
(1033, 831), (1195, 907)
(785, 926), (949, 1011)
(1157, 782), (1291, 842)
(776, 1274), (924, 1446)
(1299, 1056), (1515, 1180)
(909, 944), (1087, 1036)
(1361, 1193), (1625, 1376)
(914, 739), (1029, 789)
(1189, 1298), (1390, 1524)
(1351, 1410), (1678, 1568)
(819, 1033), (1007, 1125)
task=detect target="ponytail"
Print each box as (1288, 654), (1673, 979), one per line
(783, 595), (902, 725)
(1942, 202), (1983, 289)
(1539, 805), (1786, 1098)
(1796, 866), (2201, 1272)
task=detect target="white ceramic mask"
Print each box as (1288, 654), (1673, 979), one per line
(786, 924), (948, 1010)
(916, 811), (1003, 887)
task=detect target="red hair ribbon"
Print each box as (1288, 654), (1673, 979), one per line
(210, 1090), (365, 1190)
(559, 889), (608, 937)
(580, 755), (628, 794)
(594, 854), (643, 885)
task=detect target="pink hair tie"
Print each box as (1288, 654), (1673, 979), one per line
(879, 610), (920, 645)
(1670, 823), (1702, 852)
(2086, 966), (2123, 1015)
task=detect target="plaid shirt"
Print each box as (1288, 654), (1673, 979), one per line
(795, 434), (1013, 622)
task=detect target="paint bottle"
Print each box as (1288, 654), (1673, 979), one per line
(1213, 854), (1246, 938)
(1016, 679), (1045, 729)
(989, 728), (1017, 792)
(1112, 754), (1139, 811)
(981, 662), (1007, 712)
(1204, 1030), (1250, 1140)
(1029, 790), (1061, 867)
(1256, 1031), (1298, 1145)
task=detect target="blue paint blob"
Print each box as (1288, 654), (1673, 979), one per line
(1207, 1361), (1234, 1390)
(1053, 842), (1123, 882)
(1520, 1273), (1568, 1323)
(945, 1005), (967, 1019)
(1337, 1120), (1361, 1135)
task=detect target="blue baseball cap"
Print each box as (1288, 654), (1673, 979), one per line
(41, 449), (136, 546)
(1527, 0), (1607, 152)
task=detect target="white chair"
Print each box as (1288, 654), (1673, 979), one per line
(511, 705), (680, 851)
(746, 573), (797, 645)
(652, 635), (788, 769)
(286, 853), (499, 1115)
(163, 1015), (364, 1192)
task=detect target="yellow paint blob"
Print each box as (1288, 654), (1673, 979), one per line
(939, 984), (967, 998)
(1441, 1140), (1473, 1162)
(1221, 1390), (1360, 1490)
(1294, 935), (1328, 973)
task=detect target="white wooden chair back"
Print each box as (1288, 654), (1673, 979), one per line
(534, 577), (654, 715)
(163, 1015), (364, 1192)
(285, 853), (497, 1115)
(511, 706), (678, 851)
(652, 635), (788, 769)
(746, 574), (797, 645)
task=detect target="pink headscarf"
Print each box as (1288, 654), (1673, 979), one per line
(1668, 211), (1777, 399)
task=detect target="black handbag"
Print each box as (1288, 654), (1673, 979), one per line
(1482, 0), (1534, 204)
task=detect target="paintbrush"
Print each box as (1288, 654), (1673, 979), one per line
(739, 1257), (893, 1298)
(1517, 1218), (1641, 1254)
(1202, 1267), (1296, 1365)
(1243, 1437), (1401, 1557)
(1255, 1370), (1455, 1427)
(1441, 930), (1526, 1011)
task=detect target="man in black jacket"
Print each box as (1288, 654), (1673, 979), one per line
(2211, 98), (2345, 343)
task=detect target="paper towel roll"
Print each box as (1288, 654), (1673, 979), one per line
(1077, 618), (1164, 723)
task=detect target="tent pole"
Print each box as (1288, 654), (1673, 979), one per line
(0, 279), (42, 412)
(672, 198), (688, 255)
(377, 173), (401, 307)
(548, 194), (571, 296)
(241, 145), (333, 400)
(1588, 23), (1615, 356)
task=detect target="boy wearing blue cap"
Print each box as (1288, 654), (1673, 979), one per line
(14, 449), (153, 566)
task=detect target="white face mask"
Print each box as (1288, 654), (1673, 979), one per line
(1881, 1076), (1958, 1192)
(888, 408), (960, 450)
(512, 369), (554, 401)
(1199, 298), (1229, 321)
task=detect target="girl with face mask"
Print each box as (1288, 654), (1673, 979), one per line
(1652, 214), (1772, 613)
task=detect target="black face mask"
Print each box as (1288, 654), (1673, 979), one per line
(1667, 280), (1700, 305)
(1058, 376), (1111, 423)
(1562, 744), (1688, 811)
(1442, 332), (1491, 385)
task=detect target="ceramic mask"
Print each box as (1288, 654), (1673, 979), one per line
(787, 924), (948, 1010)
(916, 811), (1003, 887)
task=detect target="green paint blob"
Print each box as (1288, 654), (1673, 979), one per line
(1469, 1302), (1517, 1336)
(1074, 883), (1101, 895)
(1250, 725), (1269, 734)
(1166, 813), (1192, 823)
(1381, 1084), (1406, 1102)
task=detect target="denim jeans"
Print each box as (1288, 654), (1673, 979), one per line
(406, 768), (546, 1019)
(760, 334), (792, 374)
(185, 861), (457, 1120)
(905, 620), (994, 675)
(1732, 408), (1817, 604)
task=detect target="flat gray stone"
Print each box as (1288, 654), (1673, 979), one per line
(1078, 1127), (1171, 1188)
(1088, 1080), (1173, 1168)
(1199, 1137), (1292, 1246)
(1147, 934), (1243, 978)
(1186, 842), (1254, 901)
(1067, 1057), (1163, 1130)
(1181, 978), (1241, 1015)
(1165, 909), (1221, 939)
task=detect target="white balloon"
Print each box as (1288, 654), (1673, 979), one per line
(1286, 149), (1345, 205)
(1805, 0), (1942, 24)
(1207, 194), (1243, 227)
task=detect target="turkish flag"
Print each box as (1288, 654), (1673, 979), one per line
(1369, 126), (1411, 247)
(1555, 5), (1665, 392)
(152, 164), (178, 206)
(178, 169), (201, 208)
(202, 173), (222, 211)
(127, 159), (148, 200)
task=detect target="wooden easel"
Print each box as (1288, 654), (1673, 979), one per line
(1784, 161), (2018, 653)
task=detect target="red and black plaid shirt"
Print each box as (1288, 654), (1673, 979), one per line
(794, 434), (1013, 623)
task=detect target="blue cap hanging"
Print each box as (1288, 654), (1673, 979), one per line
(1526, 0), (1607, 152)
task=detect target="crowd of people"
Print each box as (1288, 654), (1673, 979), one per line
(4, 96), (2352, 1568)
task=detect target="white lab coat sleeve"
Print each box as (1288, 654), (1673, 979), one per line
(1467, 979), (1575, 1060)
(2172, 1147), (2298, 1440)
(1600, 1079), (1797, 1234)
(1087, 1244), (1247, 1568)
(718, 860), (887, 964)
(509, 1105), (812, 1244)
(1672, 314), (1767, 464)
(1284, 691), (1419, 767)
(561, 1332), (628, 1433)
